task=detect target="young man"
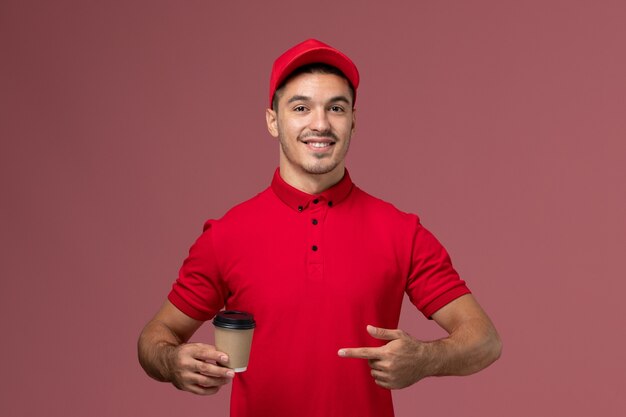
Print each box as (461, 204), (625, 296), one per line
(138, 39), (502, 417)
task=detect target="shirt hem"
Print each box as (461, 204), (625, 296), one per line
(422, 286), (472, 319)
(168, 291), (212, 321)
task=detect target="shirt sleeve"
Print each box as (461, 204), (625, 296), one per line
(405, 218), (471, 318)
(168, 220), (228, 321)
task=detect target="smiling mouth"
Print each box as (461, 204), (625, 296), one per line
(304, 141), (335, 149)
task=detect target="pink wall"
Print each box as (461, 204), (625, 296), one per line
(1, 1), (624, 416)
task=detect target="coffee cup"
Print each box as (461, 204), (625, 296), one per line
(213, 311), (256, 372)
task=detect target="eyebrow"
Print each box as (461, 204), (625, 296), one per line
(286, 95), (352, 105)
(329, 95), (351, 105)
(287, 95), (311, 104)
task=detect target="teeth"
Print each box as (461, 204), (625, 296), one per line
(309, 142), (331, 148)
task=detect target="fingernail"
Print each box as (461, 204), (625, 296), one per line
(338, 349), (346, 357)
(226, 371), (235, 378)
(220, 355), (228, 362)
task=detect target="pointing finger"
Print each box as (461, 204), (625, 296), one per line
(338, 347), (382, 360)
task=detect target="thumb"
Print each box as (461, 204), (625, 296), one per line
(366, 325), (404, 341)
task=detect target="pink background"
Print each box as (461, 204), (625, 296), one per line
(1, 1), (625, 416)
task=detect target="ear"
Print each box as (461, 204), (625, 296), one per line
(351, 108), (357, 137)
(266, 108), (279, 138)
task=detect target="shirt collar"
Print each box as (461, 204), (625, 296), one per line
(271, 167), (354, 211)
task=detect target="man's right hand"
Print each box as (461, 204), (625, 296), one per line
(167, 342), (235, 395)
(138, 301), (236, 396)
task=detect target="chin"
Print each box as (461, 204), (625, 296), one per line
(303, 163), (340, 175)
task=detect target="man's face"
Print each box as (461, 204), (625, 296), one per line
(266, 72), (356, 179)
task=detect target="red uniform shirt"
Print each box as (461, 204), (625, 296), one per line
(169, 168), (470, 417)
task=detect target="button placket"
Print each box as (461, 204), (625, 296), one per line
(306, 198), (327, 280)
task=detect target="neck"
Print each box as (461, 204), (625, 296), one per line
(279, 164), (345, 194)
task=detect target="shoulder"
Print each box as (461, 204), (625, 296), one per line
(202, 187), (275, 231)
(350, 185), (421, 226)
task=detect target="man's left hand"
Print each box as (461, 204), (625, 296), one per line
(338, 325), (425, 389)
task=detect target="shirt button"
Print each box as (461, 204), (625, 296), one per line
(328, 201), (333, 207)
(313, 199), (319, 204)
(298, 205), (303, 212)
(312, 219), (318, 225)
(312, 245), (318, 251)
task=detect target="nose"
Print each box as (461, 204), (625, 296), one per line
(309, 108), (330, 132)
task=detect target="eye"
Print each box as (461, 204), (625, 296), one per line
(330, 105), (345, 113)
(293, 105), (307, 112)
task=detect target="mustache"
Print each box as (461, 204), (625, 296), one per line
(298, 131), (339, 141)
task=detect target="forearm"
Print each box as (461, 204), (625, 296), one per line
(137, 320), (182, 382)
(420, 316), (502, 378)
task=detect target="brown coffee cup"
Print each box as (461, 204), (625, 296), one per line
(213, 311), (256, 372)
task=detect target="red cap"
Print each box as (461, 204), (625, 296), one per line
(269, 38), (360, 108)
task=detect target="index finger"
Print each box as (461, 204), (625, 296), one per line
(187, 343), (229, 364)
(338, 347), (382, 360)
